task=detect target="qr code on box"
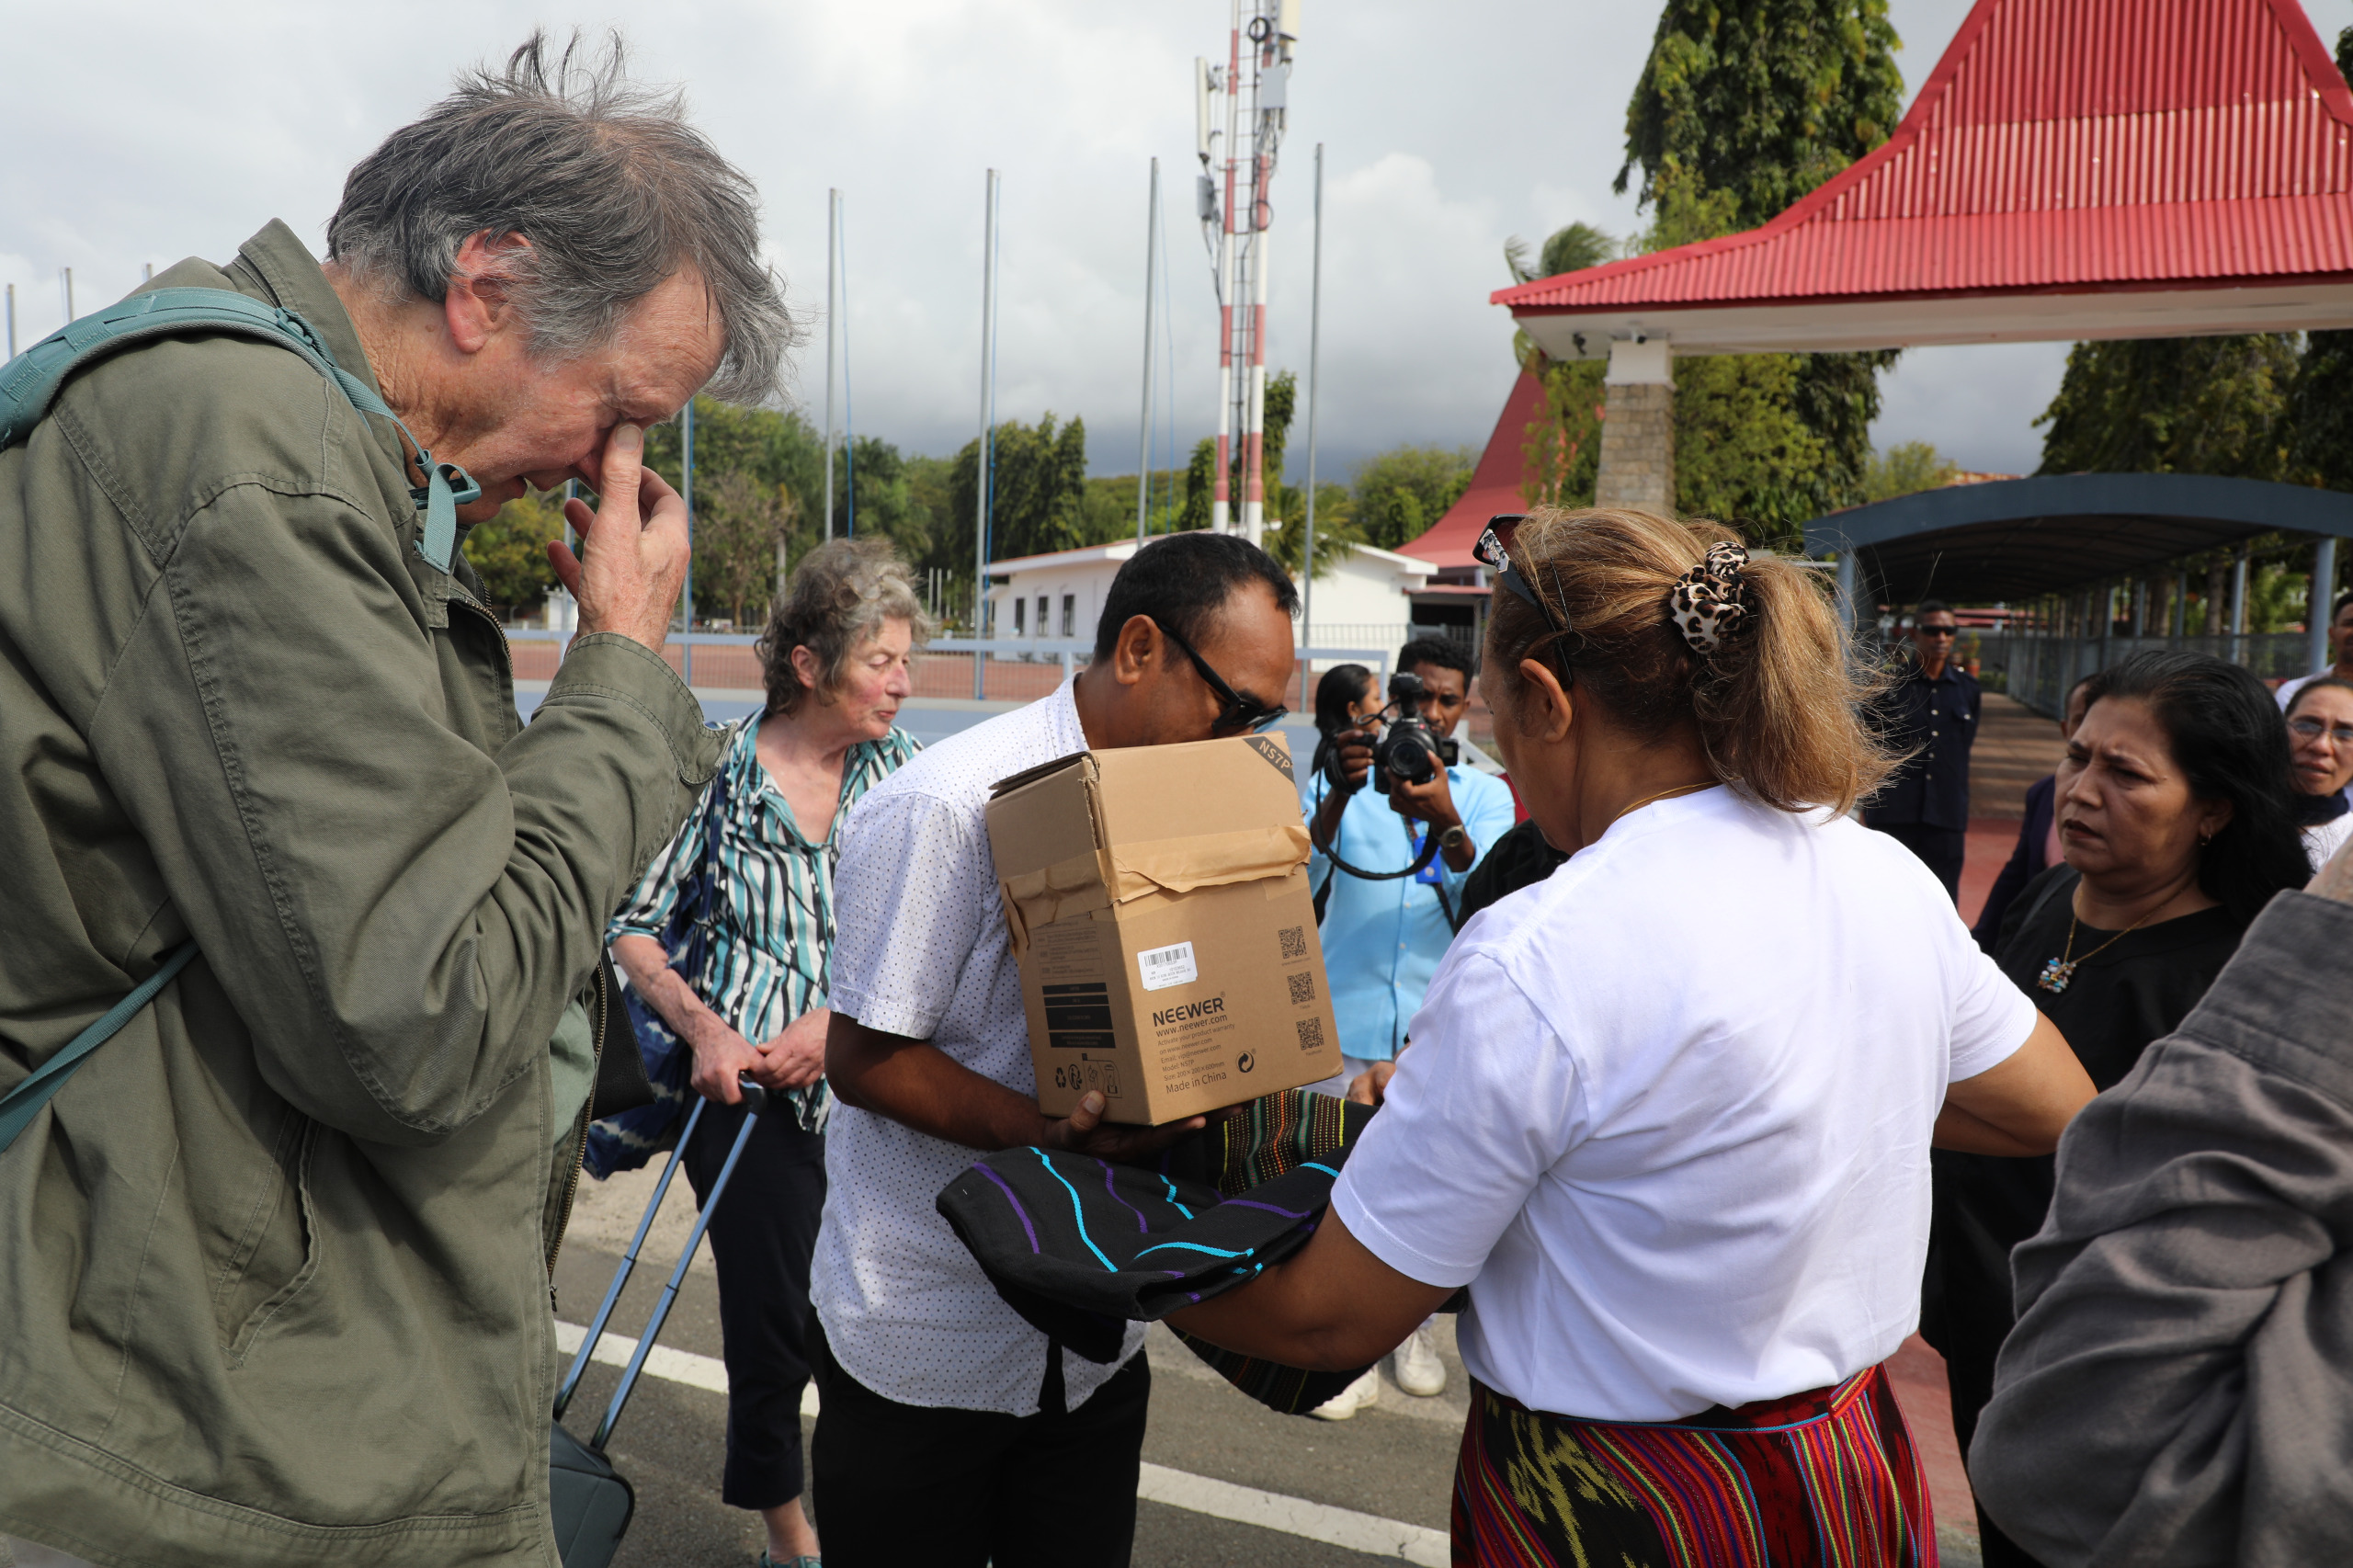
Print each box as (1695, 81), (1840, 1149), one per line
(1296, 1017), (1325, 1053)
(1286, 971), (1315, 1006)
(1279, 925), (1307, 960)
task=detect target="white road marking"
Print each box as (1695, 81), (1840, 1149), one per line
(554, 1321), (1451, 1562)
(1136, 1462), (1450, 1565)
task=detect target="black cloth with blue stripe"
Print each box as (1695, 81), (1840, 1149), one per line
(937, 1089), (1379, 1415)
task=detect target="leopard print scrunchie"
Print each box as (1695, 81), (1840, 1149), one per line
(1666, 541), (1754, 655)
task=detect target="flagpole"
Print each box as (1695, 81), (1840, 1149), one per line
(1135, 158), (1159, 543)
(1301, 142), (1324, 703)
(972, 169), (999, 699)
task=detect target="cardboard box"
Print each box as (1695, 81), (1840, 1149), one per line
(986, 733), (1342, 1124)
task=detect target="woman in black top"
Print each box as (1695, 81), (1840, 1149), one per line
(1927, 650), (2311, 1568)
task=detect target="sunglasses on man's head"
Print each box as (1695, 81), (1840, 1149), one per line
(1154, 619), (1288, 734)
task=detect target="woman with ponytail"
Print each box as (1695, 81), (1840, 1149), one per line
(1168, 508), (2095, 1568)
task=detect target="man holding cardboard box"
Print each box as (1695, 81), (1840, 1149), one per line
(811, 532), (1304, 1568)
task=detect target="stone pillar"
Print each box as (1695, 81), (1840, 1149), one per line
(1595, 337), (1675, 515)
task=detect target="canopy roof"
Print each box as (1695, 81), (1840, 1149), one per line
(1395, 370), (1547, 574)
(1805, 472), (2353, 605)
(1499, 0), (2353, 358)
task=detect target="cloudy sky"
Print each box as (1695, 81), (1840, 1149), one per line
(5, 0), (2349, 483)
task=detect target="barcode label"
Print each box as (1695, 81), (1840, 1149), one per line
(1296, 1017), (1326, 1053)
(1136, 940), (1199, 992)
(1279, 925), (1307, 960)
(1287, 971), (1315, 1006)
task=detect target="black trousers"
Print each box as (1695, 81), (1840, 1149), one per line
(809, 1318), (1151, 1568)
(1872, 822), (1967, 904)
(681, 1098), (826, 1510)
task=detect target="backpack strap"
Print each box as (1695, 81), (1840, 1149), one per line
(0, 941), (199, 1154)
(0, 286), (480, 572)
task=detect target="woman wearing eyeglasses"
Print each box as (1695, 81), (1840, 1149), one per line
(2285, 676), (2353, 869)
(1928, 649), (2313, 1567)
(1168, 507), (2095, 1568)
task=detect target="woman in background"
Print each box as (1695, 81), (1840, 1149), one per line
(609, 539), (930, 1568)
(2285, 676), (2353, 869)
(1972, 674), (2096, 951)
(1931, 650), (2311, 1568)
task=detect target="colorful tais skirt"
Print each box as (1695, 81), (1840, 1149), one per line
(1452, 1365), (1937, 1567)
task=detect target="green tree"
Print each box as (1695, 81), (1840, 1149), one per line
(1861, 440), (1958, 502)
(696, 471), (801, 629)
(953, 414), (1090, 562)
(1506, 225), (1616, 510)
(2035, 335), (2300, 479)
(462, 489), (565, 613)
(1350, 446), (1475, 551)
(1617, 0), (1904, 231)
(1180, 437), (1217, 531)
(1612, 2), (1908, 536)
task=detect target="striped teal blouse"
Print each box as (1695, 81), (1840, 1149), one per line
(608, 718), (920, 1131)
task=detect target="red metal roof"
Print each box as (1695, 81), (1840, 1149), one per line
(1496, 0), (2353, 327)
(1394, 370), (1547, 574)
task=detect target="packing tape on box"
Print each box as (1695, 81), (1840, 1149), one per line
(1108, 824), (1311, 902)
(998, 825), (1311, 955)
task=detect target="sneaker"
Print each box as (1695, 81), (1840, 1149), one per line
(1309, 1366), (1381, 1421)
(1393, 1323), (1447, 1398)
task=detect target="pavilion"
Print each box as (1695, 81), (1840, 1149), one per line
(1440, 0), (2353, 680)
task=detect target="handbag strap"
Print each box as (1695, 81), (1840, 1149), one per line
(0, 941), (199, 1153)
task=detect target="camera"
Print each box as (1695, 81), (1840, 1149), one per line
(1371, 672), (1458, 794)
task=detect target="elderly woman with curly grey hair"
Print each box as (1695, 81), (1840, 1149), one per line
(610, 537), (931, 1567)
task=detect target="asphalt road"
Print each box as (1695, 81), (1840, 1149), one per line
(555, 1165), (1466, 1566)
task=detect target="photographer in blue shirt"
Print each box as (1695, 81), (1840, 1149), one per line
(1300, 637), (1516, 1414)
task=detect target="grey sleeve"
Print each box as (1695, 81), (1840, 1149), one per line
(1970, 892), (2353, 1568)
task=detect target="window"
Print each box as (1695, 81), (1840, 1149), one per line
(1013, 597), (1025, 635)
(1061, 595), (1076, 638)
(1037, 597), (1051, 639)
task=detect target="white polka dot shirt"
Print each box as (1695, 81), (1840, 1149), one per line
(814, 678), (1146, 1415)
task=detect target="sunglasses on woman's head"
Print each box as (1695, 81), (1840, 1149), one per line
(1154, 619), (1288, 734)
(1473, 514), (1573, 642)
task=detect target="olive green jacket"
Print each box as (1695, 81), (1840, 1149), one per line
(0, 222), (722, 1565)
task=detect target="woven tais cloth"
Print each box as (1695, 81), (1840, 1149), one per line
(937, 1089), (1385, 1414)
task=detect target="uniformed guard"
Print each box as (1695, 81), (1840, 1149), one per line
(1863, 599), (1982, 902)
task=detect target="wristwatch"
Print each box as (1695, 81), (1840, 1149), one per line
(1438, 824), (1468, 853)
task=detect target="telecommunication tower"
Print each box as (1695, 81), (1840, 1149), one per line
(1196, 0), (1297, 545)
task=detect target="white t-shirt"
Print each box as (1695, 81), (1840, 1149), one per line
(816, 678), (1146, 1415)
(1330, 786), (2038, 1422)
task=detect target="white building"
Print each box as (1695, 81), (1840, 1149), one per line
(983, 532), (1436, 670)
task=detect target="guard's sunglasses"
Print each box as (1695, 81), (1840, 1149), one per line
(1916, 624), (1959, 639)
(1473, 515), (1575, 665)
(1154, 619), (1289, 735)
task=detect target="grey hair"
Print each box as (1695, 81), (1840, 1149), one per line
(757, 539), (937, 718)
(326, 29), (795, 404)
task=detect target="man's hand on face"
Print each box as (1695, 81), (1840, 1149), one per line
(547, 422), (691, 653)
(1041, 1090), (1206, 1164)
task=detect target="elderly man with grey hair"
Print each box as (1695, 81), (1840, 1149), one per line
(0, 34), (790, 1568)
